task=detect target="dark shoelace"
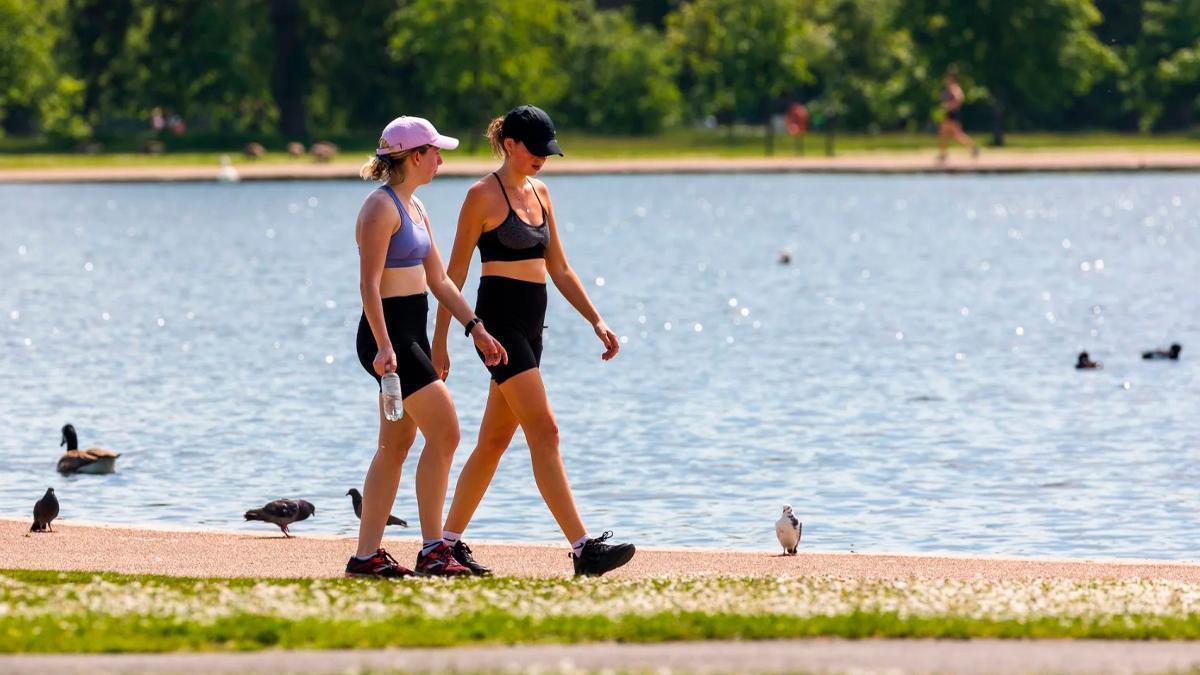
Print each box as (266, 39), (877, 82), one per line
(378, 549), (402, 569)
(584, 531), (615, 553)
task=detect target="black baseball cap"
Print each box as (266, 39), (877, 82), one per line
(501, 105), (563, 157)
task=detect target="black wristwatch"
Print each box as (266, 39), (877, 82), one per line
(464, 317), (482, 337)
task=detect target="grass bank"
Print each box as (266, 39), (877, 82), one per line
(0, 131), (1197, 170)
(4, 569), (1200, 653)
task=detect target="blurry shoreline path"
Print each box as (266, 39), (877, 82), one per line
(4, 519), (1200, 581)
(5, 149), (1200, 182)
(8, 640), (1200, 675)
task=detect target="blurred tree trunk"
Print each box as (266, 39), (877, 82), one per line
(763, 98), (774, 156)
(2, 105), (38, 137)
(991, 94), (1006, 147)
(270, 0), (308, 138)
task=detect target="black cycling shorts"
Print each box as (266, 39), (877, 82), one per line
(356, 293), (439, 399)
(474, 276), (547, 384)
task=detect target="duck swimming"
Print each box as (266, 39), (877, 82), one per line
(1075, 351), (1102, 370)
(57, 424), (121, 475)
(1142, 343), (1181, 360)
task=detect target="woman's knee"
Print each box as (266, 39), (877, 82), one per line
(525, 419), (560, 453)
(474, 430), (515, 461)
(422, 422), (461, 455)
(379, 420), (416, 452)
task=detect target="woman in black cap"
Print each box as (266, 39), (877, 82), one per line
(431, 105), (635, 577)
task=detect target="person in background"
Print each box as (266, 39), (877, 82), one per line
(938, 70), (979, 162)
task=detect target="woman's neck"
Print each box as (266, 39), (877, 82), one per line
(495, 162), (530, 188)
(386, 178), (419, 201)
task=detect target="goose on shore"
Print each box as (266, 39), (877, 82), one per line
(57, 424), (121, 475)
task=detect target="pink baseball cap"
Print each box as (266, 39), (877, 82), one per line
(376, 116), (459, 155)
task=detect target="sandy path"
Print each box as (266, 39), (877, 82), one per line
(3, 149), (1200, 183)
(6, 640), (1200, 674)
(4, 518), (1199, 580)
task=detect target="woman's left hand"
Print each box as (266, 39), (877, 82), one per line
(593, 320), (619, 361)
(471, 324), (509, 367)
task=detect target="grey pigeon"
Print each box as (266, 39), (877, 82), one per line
(775, 504), (802, 555)
(244, 499), (315, 537)
(346, 489), (407, 528)
(31, 488), (59, 532)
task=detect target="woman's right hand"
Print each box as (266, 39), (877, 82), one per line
(472, 325), (508, 367)
(372, 344), (397, 377)
(432, 339), (450, 381)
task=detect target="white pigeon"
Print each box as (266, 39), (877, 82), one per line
(775, 504), (802, 555)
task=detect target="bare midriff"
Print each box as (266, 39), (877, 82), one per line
(481, 259), (547, 284)
(379, 265), (428, 298)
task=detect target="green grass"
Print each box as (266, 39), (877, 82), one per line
(0, 130), (1196, 170)
(4, 569), (1200, 653)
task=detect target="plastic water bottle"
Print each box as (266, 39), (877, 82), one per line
(381, 373), (403, 421)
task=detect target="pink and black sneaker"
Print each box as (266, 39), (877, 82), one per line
(415, 541), (473, 577)
(345, 548), (415, 578)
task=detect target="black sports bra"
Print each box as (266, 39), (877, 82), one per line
(477, 173), (549, 262)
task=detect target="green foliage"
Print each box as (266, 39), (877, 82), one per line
(667, 0), (831, 122)
(303, 0), (401, 135)
(132, 0), (274, 133)
(895, 0), (1119, 143)
(814, 0), (918, 128)
(558, 2), (682, 134)
(390, 0), (570, 146)
(1134, 0), (1200, 130)
(0, 0), (88, 138)
(3, 0), (1200, 145)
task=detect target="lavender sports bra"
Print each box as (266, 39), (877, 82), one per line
(379, 185), (431, 268)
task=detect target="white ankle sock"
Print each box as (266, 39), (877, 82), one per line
(421, 539), (442, 555)
(442, 530), (462, 545)
(571, 534), (590, 556)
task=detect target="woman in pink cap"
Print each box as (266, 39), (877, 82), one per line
(431, 105), (635, 577)
(348, 115), (507, 578)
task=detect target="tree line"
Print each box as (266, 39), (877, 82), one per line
(2, 0), (1198, 150)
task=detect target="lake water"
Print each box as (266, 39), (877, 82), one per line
(2, 173), (1198, 559)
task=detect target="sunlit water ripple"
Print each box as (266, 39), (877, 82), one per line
(2, 173), (1198, 558)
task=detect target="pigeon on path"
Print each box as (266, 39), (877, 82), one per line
(775, 504), (802, 555)
(346, 489), (408, 527)
(31, 488), (59, 532)
(244, 499), (315, 537)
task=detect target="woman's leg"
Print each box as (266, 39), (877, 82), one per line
(395, 380), (462, 542)
(951, 122), (974, 148)
(443, 381), (521, 534)
(496, 368), (587, 543)
(355, 397), (418, 557)
(937, 121), (950, 159)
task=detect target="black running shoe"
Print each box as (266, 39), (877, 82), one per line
(571, 531), (635, 577)
(451, 540), (492, 576)
(345, 548), (415, 578)
(415, 542), (472, 577)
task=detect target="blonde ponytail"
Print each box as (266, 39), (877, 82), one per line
(358, 145), (432, 183)
(485, 116), (506, 158)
